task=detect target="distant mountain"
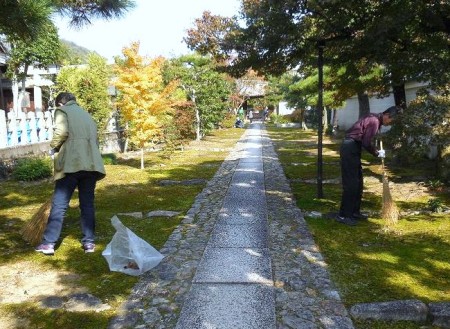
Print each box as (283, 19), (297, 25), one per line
(60, 39), (99, 64)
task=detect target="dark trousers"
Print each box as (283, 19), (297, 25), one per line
(42, 171), (98, 245)
(339, 139), (363, 217)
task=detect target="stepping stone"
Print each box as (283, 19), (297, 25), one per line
(176, 284), (275, 329)
(350, 299), (428, 322)
(208, 223), (268, 248)
(117, 212), (143, 218)
(429, 302), (450, 328)
(147, 210), (181, 218)
(193, 247), (272, 284)
(158, 179), (207, 186)
(64, 293), (111, 312)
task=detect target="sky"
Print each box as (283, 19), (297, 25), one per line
(53, 0), (241, 62)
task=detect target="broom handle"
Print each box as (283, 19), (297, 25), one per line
(380, 140), (385, 172)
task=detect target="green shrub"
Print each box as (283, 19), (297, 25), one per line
(270, 113), (290, 124)
(102, 153), (117, 165)
(386, 88), (450, 168)
(12, 157), (52, 181)
(172, 107), (196, 140)
(427, 179), (445, 191)
(427, 198), (446, 213)
(220, 112), (237, 128)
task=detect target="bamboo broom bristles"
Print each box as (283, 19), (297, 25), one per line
(21, 198), (52, 245)
(382, 173), (399, 225)
(380, 141), (399, 226)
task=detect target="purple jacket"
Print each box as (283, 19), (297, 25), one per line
(345, 113), (382, 156)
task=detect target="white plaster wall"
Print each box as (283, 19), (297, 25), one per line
(278, 101), (295, 115)
(335, 81), (427, 130)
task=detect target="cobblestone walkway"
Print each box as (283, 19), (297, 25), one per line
(109, 123), (355, 329)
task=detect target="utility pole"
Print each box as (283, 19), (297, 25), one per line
(317, 40), (325, 198)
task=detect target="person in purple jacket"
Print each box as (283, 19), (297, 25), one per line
(337, 106), (402, 226)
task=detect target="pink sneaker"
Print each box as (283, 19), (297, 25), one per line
(35, 243), (55, 255)
(83, 243), (95, 253)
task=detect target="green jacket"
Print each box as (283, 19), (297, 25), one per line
(51, 100), (106, 181)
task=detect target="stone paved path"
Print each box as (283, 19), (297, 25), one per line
(109, 123), (355, 329)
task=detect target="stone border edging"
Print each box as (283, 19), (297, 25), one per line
(261, 128), (356, 329)
(350, 300), (450, 328)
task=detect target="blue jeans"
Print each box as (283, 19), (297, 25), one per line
(42, 171), (98, 245)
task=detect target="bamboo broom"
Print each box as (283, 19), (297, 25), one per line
(21, 197), (52, 245)
(380, 141), (399, 225)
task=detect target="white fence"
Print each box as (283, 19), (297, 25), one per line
(0, 109), (54, 149)
(0, 109), (123, 156)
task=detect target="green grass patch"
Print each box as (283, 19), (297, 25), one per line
(4, 303), (112, 329)
(0, 127), (245, 328)
(290, 182), (342, 212)
(268, 126), (450, 328)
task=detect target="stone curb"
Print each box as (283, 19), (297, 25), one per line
(350, 300), (450, 328)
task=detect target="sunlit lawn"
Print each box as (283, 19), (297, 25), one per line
(267, 126), (450, 329)
(0, 127), (244, 329)
(1, 124), (448, 329)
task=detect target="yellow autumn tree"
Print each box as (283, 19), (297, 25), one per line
(114, 42), (179, 169)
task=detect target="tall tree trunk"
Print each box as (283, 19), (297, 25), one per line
(124, 123), (129, 153)
(140, 148), (144, 169)
(195, 107), (201, 141)
(357, 92), (370, 118)
(326, 108), (331, 126)
(317, 41), (324, 198)
(300, 108), (308, 130)
(392, 83), (407, 109)
(437, 144), (450, 182)
(323, 106), (328, 133)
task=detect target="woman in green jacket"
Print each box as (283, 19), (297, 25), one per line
(35, 92), (106, 255)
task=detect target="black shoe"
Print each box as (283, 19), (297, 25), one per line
(336, 216), (358, 226)
(352, 213), (368, 220)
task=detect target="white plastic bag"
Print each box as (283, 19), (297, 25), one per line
(102, 215), (164, 276)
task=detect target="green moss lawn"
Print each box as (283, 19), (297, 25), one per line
(0, 128), (244, 329)
(268, 126), (449, 329)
